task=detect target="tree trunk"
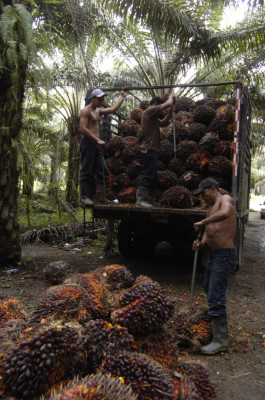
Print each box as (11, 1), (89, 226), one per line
(66, 116), (81, 205)
(0, 4), (30, 265)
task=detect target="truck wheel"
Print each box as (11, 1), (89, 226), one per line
(118, 221), (135, 258)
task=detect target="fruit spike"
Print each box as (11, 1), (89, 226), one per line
(48, 372), (137, 400)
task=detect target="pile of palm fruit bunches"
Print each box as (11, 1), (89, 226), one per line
(105, 95), (235, 207)
(0, 263), (216, 400)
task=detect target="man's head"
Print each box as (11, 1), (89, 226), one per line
(150, 96), (164, 106)
(91, 88), (105, 103)
(194, 178), (220, 196)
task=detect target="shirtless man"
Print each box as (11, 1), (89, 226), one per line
(79, 88), (128, 205)
(192, 177), (238, 354)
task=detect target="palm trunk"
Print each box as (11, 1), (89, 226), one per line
(0, 4), (31, 265)
(66, 116), (81, 205)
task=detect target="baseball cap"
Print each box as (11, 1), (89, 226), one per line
(91, 88), (105, 98)
(194, 178), (220, 196)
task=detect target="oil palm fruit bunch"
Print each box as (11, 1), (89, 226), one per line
(168, 158), (186, 177)
(83, 319), (136, 371)
(100, 351), (173, 400)
(137, 327), (179, 370)
(213, 140), (233, 160)
(178, 171), (202, 191)
(118, 187), (136, 203)
(173, 120), (189, 141)
(139, 100), (150, 110)
(0, 297), (27, 328)
(127, 160), (141, 179)
(106, 156), (126, 174)
(43, 261), (73, 285)
(120, 119), (139, 137)
(111, 276), (175, 334)
(207, 156), (232, 177)
(167, 311), (212, 348)
(0, 297), (28, 357)
(196, 98), (226, 110)
(171, 375), (201, 400)
(123, 138), (141, 163)
(161, 185), (193, 208)
(176, 361), (216, 400)
(186, 123), (208, 142)
(175, 141), (199, 160)
(160, 140), (175, 163)
(109, 173), (130, 193)
(103, 264), (134, 289)
(199, 132), (219, 153)
(185, 151), (210, 173)
(1, 322), (84, 399)
(48, 372), (137, 400)
(30, 285), (92, 325)
(130, 108), (144, 124)
(174, 97), (194, 113)
(106, 136), (126, 157)
(157, 170), (178, 190)
(65, 273), (112, 319)
(192, 105), (216, 125)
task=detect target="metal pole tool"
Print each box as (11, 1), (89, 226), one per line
(172, 110), (177, 161)
(190, 226), (202, 311)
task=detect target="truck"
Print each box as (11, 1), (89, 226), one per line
(90, 83), (251, 268)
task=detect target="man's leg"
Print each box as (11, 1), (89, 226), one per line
(79, 139), (96, 205)
(201, 249), (237, 354)
(137, 150), (158, 207)
(94, 144), (109, 202)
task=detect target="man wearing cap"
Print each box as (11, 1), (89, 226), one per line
(79, 88), (128, 205)
(136, 94), (174, 207)
(192, 177), (237, 355)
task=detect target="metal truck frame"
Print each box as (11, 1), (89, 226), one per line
(91, 84), (251, 267)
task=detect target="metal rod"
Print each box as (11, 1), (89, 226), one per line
(172, 110), (177, 161)
(102, 81), (243, 92)
(190, 227), (201, 310)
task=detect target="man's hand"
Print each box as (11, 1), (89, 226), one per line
(192, 239), (205, 251)
(97, 138), (106, 147)
(121, 89), (129, 98)
(194, 220), (205, 228)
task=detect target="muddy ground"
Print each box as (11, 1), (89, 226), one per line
(0, 211), (265, 399)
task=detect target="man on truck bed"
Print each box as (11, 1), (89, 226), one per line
(79, 88), (129, 205)
(192, 177), (237, 355)
(136, 94), (174, 207)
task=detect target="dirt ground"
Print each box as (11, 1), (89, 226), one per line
(1, 211), (265, 400)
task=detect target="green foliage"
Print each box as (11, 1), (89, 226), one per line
(18, 194), (85, 229)
(0, 4), (33, 101)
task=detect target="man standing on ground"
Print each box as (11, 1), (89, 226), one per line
(192, 177), (237, 354)
(136, 94), (174, 207)
(79, 88), (128, 205)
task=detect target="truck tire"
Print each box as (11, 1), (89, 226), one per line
(118, 221), (135, 258)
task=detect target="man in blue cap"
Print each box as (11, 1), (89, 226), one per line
(192, 177), (237, 354)
(79, 88), (128, 205)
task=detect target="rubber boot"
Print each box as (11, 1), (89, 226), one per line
(95, 182), (112, 204)
(80, 181), (93, 206)
(136, 186), (152, 207)
(146, 187), (160, 206)
(201, 315), (228, 355)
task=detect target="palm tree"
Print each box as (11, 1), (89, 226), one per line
(0, 2), (33, 265)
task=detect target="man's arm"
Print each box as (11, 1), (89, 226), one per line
(159, 106), (173, 127)
(79, 108), (105, 145)
(194, 195), (235, 228)
(101, 90), (129, 115)
(159, 95), (174, 126)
